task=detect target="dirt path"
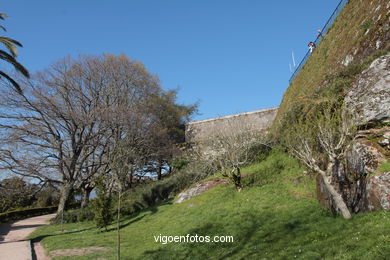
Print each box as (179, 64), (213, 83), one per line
(0, 214), (55, 260)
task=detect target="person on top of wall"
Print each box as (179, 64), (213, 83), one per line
(317, 29), (323, 38)
(308, 41), (316, 53)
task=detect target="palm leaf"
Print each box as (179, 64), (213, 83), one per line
(0, 38), (18, 56)
(0, 36), (23, 47)
(0, 37), (24, 57)
(0, 25), (6, 32)
(0, 70), (23, 93)
(0, 50), (30, 77)
(0, 13), (8, 20)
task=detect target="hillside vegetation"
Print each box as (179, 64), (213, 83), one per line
(30, 151), (390, 259)
(274, 0), (390, 135)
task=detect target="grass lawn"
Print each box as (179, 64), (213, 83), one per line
(30, 152), (390, 259)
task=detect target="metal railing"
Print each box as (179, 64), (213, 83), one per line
(289, 0), (349, 84)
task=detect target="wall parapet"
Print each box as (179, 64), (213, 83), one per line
(185, 107), (278, 142)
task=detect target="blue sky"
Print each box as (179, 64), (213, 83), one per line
(2, 0), (340, 121)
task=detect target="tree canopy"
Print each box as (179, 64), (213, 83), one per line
(0, 54), (196, 215)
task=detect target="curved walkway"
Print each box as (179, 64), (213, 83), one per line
(0, 214), (55, 260)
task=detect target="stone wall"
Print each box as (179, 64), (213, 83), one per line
(185, 107), (278, 142)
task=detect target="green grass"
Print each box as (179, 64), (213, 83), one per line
(30, 151), (390, 259)
(376, 160), (390, 174)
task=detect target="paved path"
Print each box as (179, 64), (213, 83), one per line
(0, 214), (56, 260)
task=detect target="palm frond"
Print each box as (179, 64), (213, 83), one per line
(0, 36), (24, 57)
(0, 36), (23, 47)
(0, 25), (6, 32)
(0, 70), (23, 93)
(0, 13), (8, 20)
(0, 38), (18, 56)
(0, 50), (30, 77)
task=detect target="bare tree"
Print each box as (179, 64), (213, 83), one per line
(284, 106), (355, 219)
(77, 141), (110, 208)
(0, 54), (164, 216)
(199, 119), (268, 191)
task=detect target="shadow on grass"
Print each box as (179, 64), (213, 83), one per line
(124, 199), (174, 220)
(141, 213), (261, 260)
(107, 199), (174, 232)
(30, 226), (95, 243)
(30, 199), (175, 243)
(137, 200), (339, 260)
(106, 215), (146, 232)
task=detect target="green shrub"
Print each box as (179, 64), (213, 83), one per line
(77, 206), (95, 222)
(34, 186), (59, 207)
(121, 160), (214, 215)
(51, 209), (77, 224)
(0, 206), (58, 223)
(51, 207), (95, 224)
(171, 157), (190, 171)
(92, 177), (113, 230)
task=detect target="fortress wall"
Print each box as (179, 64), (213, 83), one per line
(185, 107), (278, 142)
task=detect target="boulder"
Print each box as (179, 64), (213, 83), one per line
(366, 172), (390, 211)
(175, 179), (228, 204)
(316, 136), (388, 213)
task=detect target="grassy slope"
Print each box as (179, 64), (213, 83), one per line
(30, 152), (390, 260)
(275, 0), (390, 129)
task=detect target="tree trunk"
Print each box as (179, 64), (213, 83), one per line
(157, 160), (163, 180)
(231, 167), (242, 192)
(57, 182), (74, 216)
(319, 171), (352, 219)
(117, 191), (121, 260)
(81, 187), (93, 208)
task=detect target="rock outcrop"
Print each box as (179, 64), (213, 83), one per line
(175, 179), (228, 204)
(344, 54), (390, 126)
(366, 173), (390, 210)
(318, 54), (390, 213)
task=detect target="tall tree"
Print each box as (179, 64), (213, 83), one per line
(146, 90), (197, 180)
(0, 13), (29, 93)
(0, 54), (162, 216)
(0, 54), (196, 216)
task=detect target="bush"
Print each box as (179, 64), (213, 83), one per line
(77, 206), (95, 222)
(246, 142), (272, 164)
(171, 157), (190, 172)
(0, 206), (58, 223)
(121, 160), (214, 215)
(92, 177), (113, 230)
(0, 177), (38, 213)
(34, 186), (59, 207)
(51, 207), (95, 224)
